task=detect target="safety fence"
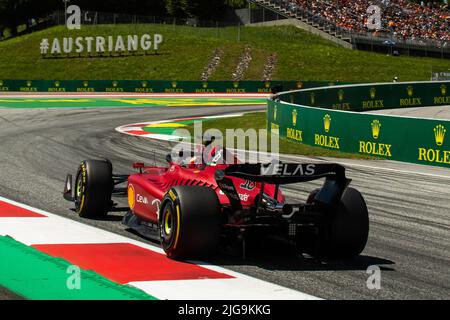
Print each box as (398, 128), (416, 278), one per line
(0, 80), (348, 94)
(267, 81), (450, 168)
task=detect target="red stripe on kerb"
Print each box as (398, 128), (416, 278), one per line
(0, 200), (46, 217)
(125, 130), (153, 135)
(33, 243), (234, 283)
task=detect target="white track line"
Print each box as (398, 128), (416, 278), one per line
(116, 116), (450, 180)
(257, 151), (450, 180)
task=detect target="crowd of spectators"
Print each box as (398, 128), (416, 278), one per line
(271, 0), (449, 43)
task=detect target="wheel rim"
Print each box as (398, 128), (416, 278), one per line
(76, 177), (83, 198)
(164, 209), (172, 236)
(74, 172), (85, 211)
(161, 205), (175, 244)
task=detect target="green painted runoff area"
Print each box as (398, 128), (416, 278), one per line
(0, 236), (156, 300)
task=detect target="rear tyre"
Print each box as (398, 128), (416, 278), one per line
(74, 159), (113, 218)
(159, 186), (221, 260)
(299, 187), (369, 259)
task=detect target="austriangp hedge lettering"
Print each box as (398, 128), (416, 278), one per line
(268, 81), (450, 168)
(0, 80), (349, 93)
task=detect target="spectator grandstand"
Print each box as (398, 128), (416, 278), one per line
(267, 0), (449, 43)
(252, 0), (449, 58)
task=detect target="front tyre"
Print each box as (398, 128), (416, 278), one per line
(160, 186), (221, 260)
(74, 159), (113, 218)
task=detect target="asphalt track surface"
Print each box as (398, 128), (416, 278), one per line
(368, 105), (450, 120)
(0, 285), (24, 300)
(0, 104), (449, 300)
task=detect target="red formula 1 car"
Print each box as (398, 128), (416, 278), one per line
(63, 143), (369, 260)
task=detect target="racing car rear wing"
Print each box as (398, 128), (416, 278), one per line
(222, 163), (349, 184)
(215, 163), (351, 208)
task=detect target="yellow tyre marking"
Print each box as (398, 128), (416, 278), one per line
(168, 190), (177, 201)
(79, 195), (85, 211)
(173, 205), (181, 250)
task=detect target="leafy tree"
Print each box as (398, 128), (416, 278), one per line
(224, 0), (247, 8)
(0, 0), (247, 38)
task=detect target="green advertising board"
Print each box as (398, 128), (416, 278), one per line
(282, 81), (450, 112)
(0, 80), (348, 93)
(268, 81), (450, 168)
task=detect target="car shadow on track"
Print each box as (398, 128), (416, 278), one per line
(123, 227), (396, 272)
(104, 212), (395, 273)
(210, 237), (396, 272)
(70, 208), (126, 222)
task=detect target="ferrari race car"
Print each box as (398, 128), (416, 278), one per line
(63, 145), (369, 260)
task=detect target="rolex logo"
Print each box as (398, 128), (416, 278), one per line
(202, 82), (208, 89)
(371, 120), (381, 139)
(434, 125), (446, 146)
(324, 114), (331, 133)
(296, 81), (303, 89)
(265, 81), (271, 89)
(0, 80), (4, 87)
(292, 109), (298, 127)
(55, 81), (60, 87)
(83, 81), (89, 87)
(310, 93), (316, 105)
(441, 84), (447, 96)
(172, 81), (177, 88)
(142, 81), (148, 88)
(370, 87), (376, 99)
(274, 105), (277, 121)
(112, 81), (118, 87)
(338, 89), (344, 102)
(26, 80), (32, 87)
(233, 81), (239, 89)
(407, 86), (414, 97)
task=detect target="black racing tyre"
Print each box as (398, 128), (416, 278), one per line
(299, 187), (369, 259)
(74, 159), (113, 218)
(159, 186), (221, 260)
(327, 187), (369, 257)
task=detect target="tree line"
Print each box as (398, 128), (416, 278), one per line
(0, 0), (247, 37)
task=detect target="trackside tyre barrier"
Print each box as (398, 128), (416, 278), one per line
(268, 81), (450, 168)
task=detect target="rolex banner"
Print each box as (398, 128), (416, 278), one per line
(0, 80), (340, 93)
(285, 81), (450, 112)
(268, 81), (450, 168)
